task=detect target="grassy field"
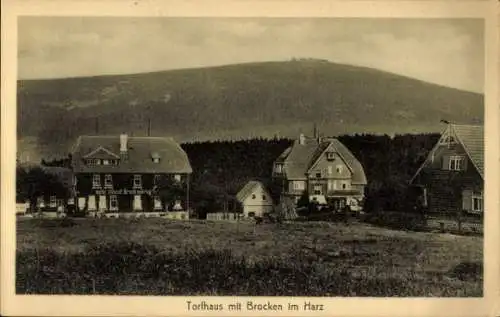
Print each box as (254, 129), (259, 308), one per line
(16, 218), (483, 296)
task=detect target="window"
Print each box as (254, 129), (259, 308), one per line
(153, 174), (162, 186)
(326, 152), (335, 160)
(133, 174), (142, 189)
(342, 183), (347, 189)
(49, 196), (57, 208)
(336, 165), (343, 174)
(315, 172), (321, 178)
(95, 159), (102, 165)
(92, 174), (101, 189)
(293, 181), (305, 190)
(110, 195), (118, 211)
(449, 156), (465, 171)
(104, 174), (113, 189)
(262, 195), (266, 200)
(154, 196), (162, 210)
(248, 212), (256, 218)
(313, 185), (322, 195)
(275, 163), (283, 173)
(472, 192), (483, 212)
(153, 157), (160, 164)
(103, 159), (110, 165)
(327, 166), (333, 175)
(252, 194), (256, 199)
(327, 180), (335, 191)
(174, 174), (181, 182)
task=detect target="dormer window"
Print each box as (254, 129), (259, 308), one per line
(326, 152), (336, 161)
(133, 174), (142, 189)
(151, 152), (161, 164)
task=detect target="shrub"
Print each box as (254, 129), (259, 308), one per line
(448, 262), (483, 281)
(363, 211), (427, 231)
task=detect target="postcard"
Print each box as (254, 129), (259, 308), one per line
(1, 0), (499, 316)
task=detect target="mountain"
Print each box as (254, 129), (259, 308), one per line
(16, 59), (483, 162)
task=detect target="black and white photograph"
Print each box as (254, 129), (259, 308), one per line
(2, 1), (499, 315)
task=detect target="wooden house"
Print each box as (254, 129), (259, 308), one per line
(410, 124), (484, 215)
(273, 133), (367, 210)
(71, 134), (192, 217)
(235, 180), (274, 218)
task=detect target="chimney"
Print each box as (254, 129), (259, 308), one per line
(298, 133), (306, 145)
(120, 134), (128, 159)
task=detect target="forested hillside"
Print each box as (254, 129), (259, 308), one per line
(17, 60), (482, 161)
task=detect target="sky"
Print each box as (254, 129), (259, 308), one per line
(18, 17), (484, 93)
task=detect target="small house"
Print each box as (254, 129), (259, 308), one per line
(236, 180), (274, 218)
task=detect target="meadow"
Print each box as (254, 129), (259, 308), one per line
(16, 218), (483, 296)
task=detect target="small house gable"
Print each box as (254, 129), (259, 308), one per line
(411, 124), (484, 183)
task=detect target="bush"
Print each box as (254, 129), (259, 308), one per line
(363, 211), (427, 231)
(448, 262), (483, 281)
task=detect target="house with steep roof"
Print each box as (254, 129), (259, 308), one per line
(273, 133), (367, 210)
(71, 134), (192, 216)
(410, 124), (484, 215)
(235, 180), (274, 218)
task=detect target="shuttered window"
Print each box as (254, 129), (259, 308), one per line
(472, 192), (483, 212)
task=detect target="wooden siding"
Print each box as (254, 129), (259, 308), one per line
(416, 169), (482, 214)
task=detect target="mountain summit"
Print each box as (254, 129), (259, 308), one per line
(17, 60), (483, 161)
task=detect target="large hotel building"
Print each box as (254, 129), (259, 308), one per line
(71, 134), (192, 216)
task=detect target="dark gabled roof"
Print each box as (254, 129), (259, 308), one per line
(410, 124), (484, 183)
(278, 138), (319, 179)
(452, 124), (484, 177)
(71, 135), (192, 174)
(276, 137), (367, 185)
(236, 180), (269, 202)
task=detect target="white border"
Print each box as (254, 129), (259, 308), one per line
(2, 1), (499, 316)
